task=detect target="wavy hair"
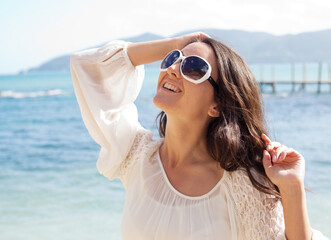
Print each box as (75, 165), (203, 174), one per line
(156, 38), (280, 198)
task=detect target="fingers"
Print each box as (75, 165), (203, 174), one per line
(261, 133), (271, 144)
(177, 32), (211, 49)
(262, 134), (281, 151)
(263, 145), (292, 168)
(263, 150), (273, 168)
(261, 133), (281, 151)
(197, 32), (211, 40)
(266, 141), (281, 151)
(261, 133), (301, 164)
(270, 145), (301, 163)
(272, 145), (288, 162)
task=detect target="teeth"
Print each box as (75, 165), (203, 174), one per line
(164, 83), (180, 93)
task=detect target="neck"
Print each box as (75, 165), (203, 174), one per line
(160, 115), (212, 169)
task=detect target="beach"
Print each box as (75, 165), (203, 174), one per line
(0, 68), (330, 239)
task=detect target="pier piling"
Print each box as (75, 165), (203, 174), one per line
(258, 62), (331, 94)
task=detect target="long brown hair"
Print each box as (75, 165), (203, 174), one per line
(157, 38), (281, 198)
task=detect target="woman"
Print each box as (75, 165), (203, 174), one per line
(70, 32), (328, 240)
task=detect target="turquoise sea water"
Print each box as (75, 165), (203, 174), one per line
(0, 67), (330, 240)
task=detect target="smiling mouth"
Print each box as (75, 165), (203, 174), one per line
(163, 82), (181, 93)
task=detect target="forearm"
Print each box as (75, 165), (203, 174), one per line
(127, 38), (179, 66)
(279, 183), (312, 240)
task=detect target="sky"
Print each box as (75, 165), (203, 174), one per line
(0, 0), (330, 75)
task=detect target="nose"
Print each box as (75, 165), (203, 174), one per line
(166, 61), (182, 80)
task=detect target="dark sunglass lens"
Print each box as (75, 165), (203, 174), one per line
(161, 51), (180, 69)
(181, 57), (209, 80)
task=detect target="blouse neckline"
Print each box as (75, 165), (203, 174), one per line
(156, 146), (228, 200)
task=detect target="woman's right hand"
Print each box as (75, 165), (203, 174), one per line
(127, 32), (210, 67)
(175, 32), (211, 50)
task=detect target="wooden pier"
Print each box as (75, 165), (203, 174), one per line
(257, 62), (331, 93)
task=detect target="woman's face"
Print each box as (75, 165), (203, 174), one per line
(153, 42), (219, 123)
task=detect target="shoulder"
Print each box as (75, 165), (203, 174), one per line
(119, 127), (162, 178)
(225, 168), (281, 212)
(226, 168), (276, 193)
(225, 168), (256, 192)
(129, 127), (161, 159)
(225, 168), (286, 239)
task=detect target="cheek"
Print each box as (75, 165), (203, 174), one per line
(183, 83), (214, 110)
(185, 81), (213, 99)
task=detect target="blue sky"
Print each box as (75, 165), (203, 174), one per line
(1, 0), (331, 75)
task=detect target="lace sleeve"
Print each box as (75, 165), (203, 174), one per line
(119, 127), (153, 187)
(227, 169), (329, 240)
(228, 169), (286, 240)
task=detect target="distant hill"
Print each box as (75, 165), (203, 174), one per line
(24, 29), (331, 73)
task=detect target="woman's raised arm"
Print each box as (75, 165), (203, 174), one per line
(261, 134), (328, 240)
(127, 32), (210, 66)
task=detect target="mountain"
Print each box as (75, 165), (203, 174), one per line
(24, 29), (331, 73)
(184, 28), (331, 63)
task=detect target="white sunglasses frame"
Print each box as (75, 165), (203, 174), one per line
(160, 49), (213, 85)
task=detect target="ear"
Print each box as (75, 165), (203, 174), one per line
(208, 103), (220, 117)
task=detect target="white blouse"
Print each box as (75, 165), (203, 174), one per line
(70, 40), (328, 240)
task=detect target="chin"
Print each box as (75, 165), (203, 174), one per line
(152, 94), (166, 111)
(152, 93), (176, 113)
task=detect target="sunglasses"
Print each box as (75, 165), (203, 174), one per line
(160, 49), (219, 91)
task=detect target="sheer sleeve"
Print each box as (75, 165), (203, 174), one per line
(228, 169), (329, 240)
(70, 40), (145, 182)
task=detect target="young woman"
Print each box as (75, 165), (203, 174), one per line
(70, 32), (328, 240)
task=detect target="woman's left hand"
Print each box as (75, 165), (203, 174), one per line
(261, 134), (305, 188)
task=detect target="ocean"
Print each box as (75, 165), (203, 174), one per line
(0, 66), (330, 239)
